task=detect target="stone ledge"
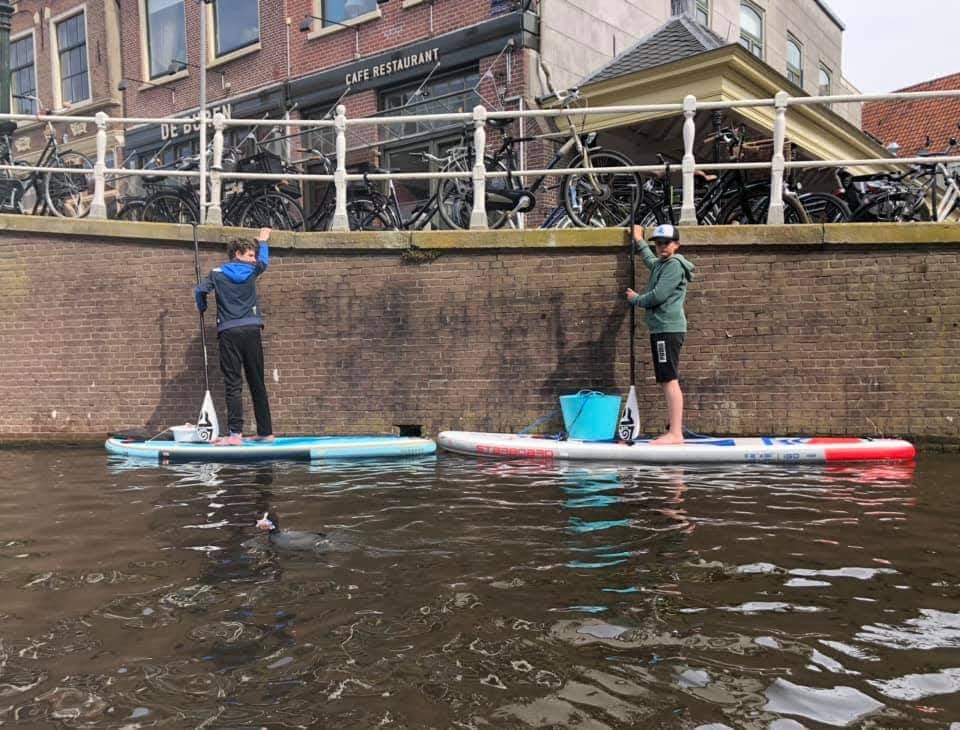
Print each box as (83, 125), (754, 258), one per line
(2, 214), (959, 251)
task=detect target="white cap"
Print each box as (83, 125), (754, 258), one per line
(648, 223), (680, 242)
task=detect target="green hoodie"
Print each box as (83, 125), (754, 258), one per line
(632, 245), (695, 333)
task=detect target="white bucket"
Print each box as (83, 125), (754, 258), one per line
(171, 424), (203, 443)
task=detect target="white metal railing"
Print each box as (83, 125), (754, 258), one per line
(2, 87), (960, 228)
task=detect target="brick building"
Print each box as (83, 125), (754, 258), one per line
(6, 0), (124, 170)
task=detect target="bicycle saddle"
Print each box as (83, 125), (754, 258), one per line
(488, 117), (515, 129)
(0, 121), (17, 138)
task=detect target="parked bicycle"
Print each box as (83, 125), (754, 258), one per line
(1, 96), (94, 217)
(440, 88), (640, 229)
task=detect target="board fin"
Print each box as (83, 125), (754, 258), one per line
(617, 385), (640, 441)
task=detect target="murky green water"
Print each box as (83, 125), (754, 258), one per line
(0, 448), (958, 728)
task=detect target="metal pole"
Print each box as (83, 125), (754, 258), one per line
(0, 3), (14, 116)
(198, 0), (208, 224)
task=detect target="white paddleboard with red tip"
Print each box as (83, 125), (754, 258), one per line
(438, 432), (915, 464)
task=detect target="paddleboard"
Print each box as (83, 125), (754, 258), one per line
(106, 435), (437, 463)
(437, 431), (915, 464)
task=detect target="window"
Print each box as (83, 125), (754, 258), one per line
(739, 2), (763, 59)
(56, 12), (90, 105)
(818, 64), (832, 95)
(786, 34), (803, 87)
(321, 0), (378, 26)
(214, 0), (260, 56)
(695, 0), (709, 26)
(10, 34), (36, 114)
(381, 71), (481, 141)
(146, 0), (186, 79)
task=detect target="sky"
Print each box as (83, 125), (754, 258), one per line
(826, 0), (957, 93)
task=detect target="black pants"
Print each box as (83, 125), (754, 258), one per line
(218, 326), (272, 437)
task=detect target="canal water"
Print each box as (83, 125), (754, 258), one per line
(0, 447), (958, 728)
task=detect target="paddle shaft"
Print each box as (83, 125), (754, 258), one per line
(628, 184), (638, 385)
(192, 224), (211, 395)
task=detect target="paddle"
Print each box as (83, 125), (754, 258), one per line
(618, 184), (641, 442)
(192, 223), (220, 442)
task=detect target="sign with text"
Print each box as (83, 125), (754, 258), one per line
(160, 103), (233, 141)
(344, 48), (440, 87)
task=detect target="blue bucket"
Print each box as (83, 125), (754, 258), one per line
(559, 390), (623, 441)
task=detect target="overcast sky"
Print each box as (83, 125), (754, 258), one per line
(827, 0), (956, 93)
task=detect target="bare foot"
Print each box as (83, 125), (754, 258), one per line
(651, 433), (684, 446)
(249, 434), (275, 442)
(213, 434), (243, 446)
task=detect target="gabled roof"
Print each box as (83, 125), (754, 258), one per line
(862, 71), (960, 156)
(584, 14), (728, 85)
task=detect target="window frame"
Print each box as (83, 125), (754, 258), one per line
(310, 0), (383, 33)
(738, 1), (764, 60)
(818, 62), (832, 96)
(786, 33), (803, 88)
(142, 0), (187, 81)
(211, 0), (261, 59)
(695, 0), (710, 27)
(49, 6), (92, 110)
(10, 29), (38, 115)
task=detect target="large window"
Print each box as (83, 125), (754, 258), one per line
(739, 2), (763, 59)
(786, 34), (803, 87)
(321, 0), (378, 26)
(214, 0), (260, 56)
(56, 12), (90, 105)
(818, 63), (832, 96)
(146, 0), (186, 79)
(10, 34), (36, 114)
(381, 71), (481, 141)
(695, 0), (709, 26)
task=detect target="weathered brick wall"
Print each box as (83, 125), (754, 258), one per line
(1, 219), (958, 447)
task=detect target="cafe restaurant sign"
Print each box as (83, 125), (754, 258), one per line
(344, 47), (439, 87)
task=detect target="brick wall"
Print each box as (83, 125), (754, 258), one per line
(1, 219), (958, 448)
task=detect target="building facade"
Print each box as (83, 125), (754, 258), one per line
(6, 0), (124, 165)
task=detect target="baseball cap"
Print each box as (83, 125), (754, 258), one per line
(648, 223), (680, 243)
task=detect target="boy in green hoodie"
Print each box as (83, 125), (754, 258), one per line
(625, 223), (695, 445)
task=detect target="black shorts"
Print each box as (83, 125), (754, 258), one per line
(650, 333), (684, 383)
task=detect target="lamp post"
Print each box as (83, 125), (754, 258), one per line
(299, 2), (389, 59)
(0, 3), (14, 116)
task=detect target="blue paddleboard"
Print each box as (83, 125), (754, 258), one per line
(105, 435), (437, 462)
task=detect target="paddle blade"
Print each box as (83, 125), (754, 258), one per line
(617, 385), (640, 441)
(196, 391), (220, 442)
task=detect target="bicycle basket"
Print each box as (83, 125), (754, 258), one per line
(237, 151), (285, 176)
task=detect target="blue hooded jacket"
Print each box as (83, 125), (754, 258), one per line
(194, 241), (269, 333)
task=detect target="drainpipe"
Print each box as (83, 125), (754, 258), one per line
(0, 3), (13, 115)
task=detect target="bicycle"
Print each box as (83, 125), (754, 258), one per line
(1, 97), (94, 217)
(636, 126), (808, 226)
(440, 88), (640, 229)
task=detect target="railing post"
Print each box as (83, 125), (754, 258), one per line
(206, 112), (225, 226)
(469, 104), (488, 230)
(331, 105), (349, 232)
(767, 91), (789, 225)
(89, 111), (108, 220)
(679, 94), (697, 226)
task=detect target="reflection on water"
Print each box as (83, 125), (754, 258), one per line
(1, 449), (959, 726)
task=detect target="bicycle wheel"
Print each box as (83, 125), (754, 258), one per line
(115, 199), (147, 221)
(238, 191), (306, 231)
(718, 188), (806, 225)
(561, 149), (639, 228)
(437, 156), (515, 230)
(346, 199), (397, 231)
(801, 192), (851, 223)
(44, 150), (94, 217)
(141, 190), (200, 224)
(852, 191), (931, 222)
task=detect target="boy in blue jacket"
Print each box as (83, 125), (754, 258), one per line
(195, 227), (274, 446)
